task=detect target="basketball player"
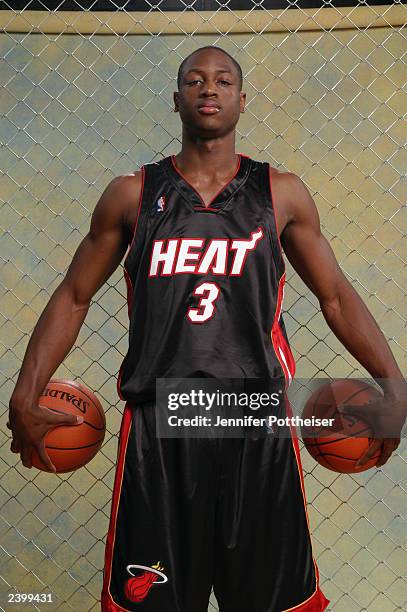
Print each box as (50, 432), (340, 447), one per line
(8, 46), (406, 611)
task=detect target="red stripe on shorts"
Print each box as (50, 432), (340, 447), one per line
(101, 404), (133, 611)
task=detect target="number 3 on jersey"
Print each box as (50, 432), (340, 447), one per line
(187, 282), (220, 323)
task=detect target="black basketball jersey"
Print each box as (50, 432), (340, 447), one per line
(117, 154), (296, 404)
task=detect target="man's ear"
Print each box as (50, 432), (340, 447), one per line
(173, 91), (179, 112)
(240, 91), (246, 113)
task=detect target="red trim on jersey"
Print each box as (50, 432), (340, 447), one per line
(193, 206), (219, 212)
(101, 404), (133, 612)
(116, 369), (125, 402)
(271, 273), (296, 386)
(171, 154), (241, 208)
(116, 269), (134, 398)
(126, 166), (145, 258)
(268, 164), (283, 254)
(123, 268), (133, 319)
(117, 268), (134, 401)
(117, 167), (145, 402)
(269, 165), (296, 385)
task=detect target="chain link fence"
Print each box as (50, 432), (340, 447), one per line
(1, 1), (406, 610)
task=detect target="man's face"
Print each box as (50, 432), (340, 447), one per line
(174, 49), (246, 138)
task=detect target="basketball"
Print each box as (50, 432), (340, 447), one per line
(301, 379), (382, 473)
(31, 379), (106, 473)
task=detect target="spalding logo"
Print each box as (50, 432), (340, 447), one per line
(41, 388), (89, 414)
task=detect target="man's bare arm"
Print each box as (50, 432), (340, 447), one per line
(9, 173), (142, 471)
(273, 172), (406, 466)
(274, 172), (403, 386)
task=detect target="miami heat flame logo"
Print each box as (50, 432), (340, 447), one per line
(124, 562), (168, 602)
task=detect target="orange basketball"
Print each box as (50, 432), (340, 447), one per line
(31, 379), (106, 473)
(301, 379), (382, 473)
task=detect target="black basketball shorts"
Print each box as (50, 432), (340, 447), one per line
(101, 400), (330, 612)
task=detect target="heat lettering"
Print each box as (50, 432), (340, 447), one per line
(196, 240), (228, 275)
(149, 239), (179, 276)
(229, 228), (264, 276)
(174, 239), (204, 273)
(148, 228), (263, 277)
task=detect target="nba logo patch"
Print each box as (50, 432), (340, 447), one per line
(156, 195), (166, 213)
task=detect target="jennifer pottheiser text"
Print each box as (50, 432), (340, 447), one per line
(167, 415), (336, 428)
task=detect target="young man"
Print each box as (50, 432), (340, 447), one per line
(8, 46), (405, 612)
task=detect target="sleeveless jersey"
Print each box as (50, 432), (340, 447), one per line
(117, 154), (296, 404)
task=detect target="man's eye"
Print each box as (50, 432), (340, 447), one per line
(219, 80), (232, 85)
(188, 80), (201, 85)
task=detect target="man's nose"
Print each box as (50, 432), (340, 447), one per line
(200, 80), (217, 96)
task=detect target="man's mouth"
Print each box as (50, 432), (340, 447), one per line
(197, 103), (221, 115)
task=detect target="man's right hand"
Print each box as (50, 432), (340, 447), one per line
(8, 396), (83, 473)
(6, 173), (141, 474)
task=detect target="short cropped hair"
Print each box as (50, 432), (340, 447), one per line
(177, 46), (243, 91)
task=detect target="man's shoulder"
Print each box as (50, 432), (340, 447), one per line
(92, 172), (143, 232)
(263, 166), (303, 202)
(108, 171), (143, 202)
(108, 158), (170, 208)
(269, 166), (300, 184)
(266, 168), (313, 228)
(111, 170), (143, 187)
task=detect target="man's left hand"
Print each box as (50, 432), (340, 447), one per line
(339, 392), (406, 468)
